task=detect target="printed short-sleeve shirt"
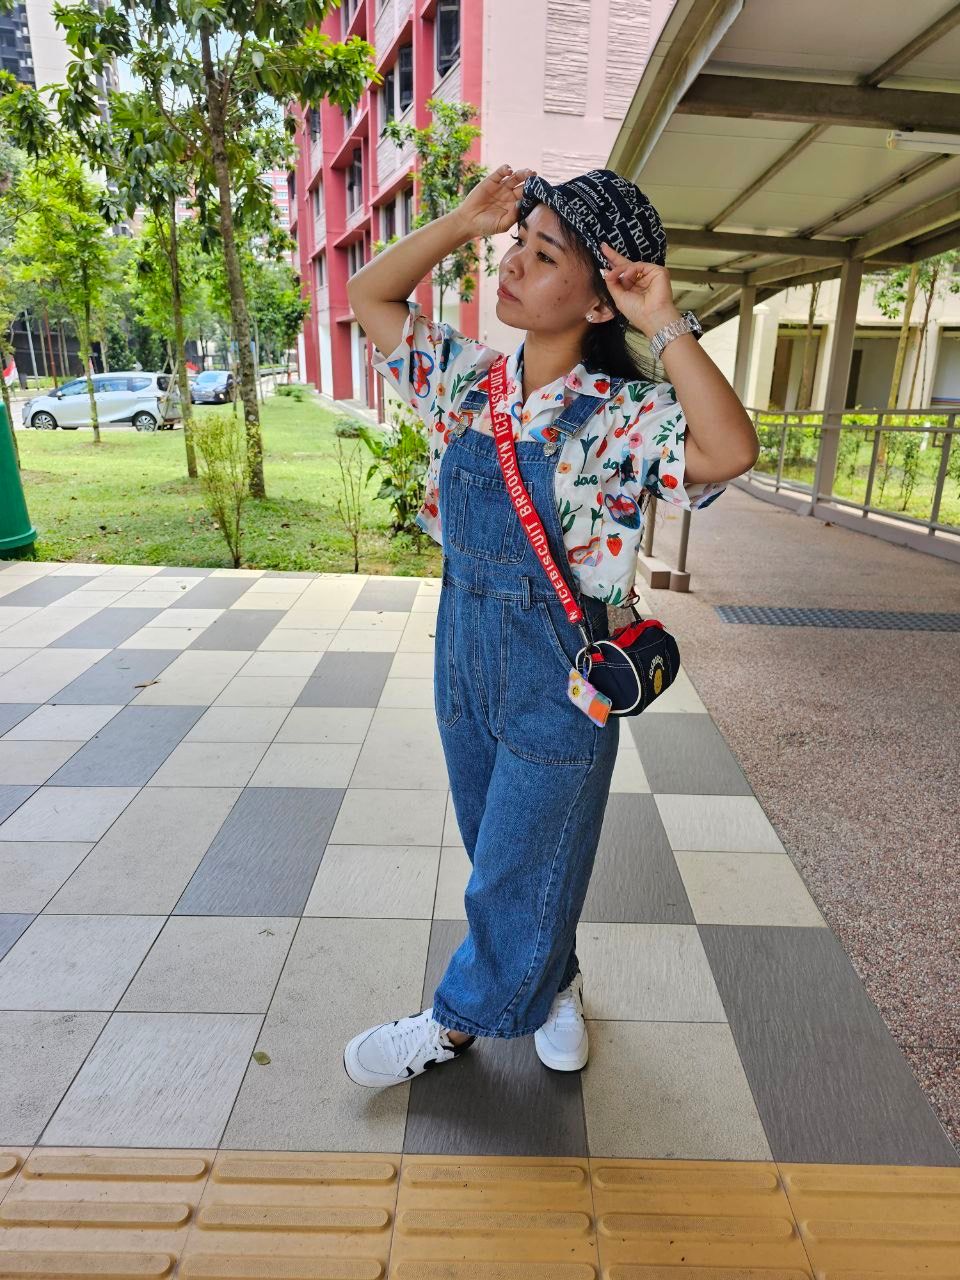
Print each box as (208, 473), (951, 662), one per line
(371, 300), (726, 606)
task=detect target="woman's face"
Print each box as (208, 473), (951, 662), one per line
(497, 203), (615, 334)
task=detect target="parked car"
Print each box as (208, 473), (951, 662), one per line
(21, 372), (181, 431)
(190, 369), (236, 404)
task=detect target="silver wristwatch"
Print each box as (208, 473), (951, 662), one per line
(649, 309), (703, 361)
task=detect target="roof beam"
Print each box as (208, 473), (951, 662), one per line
(854, 186), (960, 258)
(666, 227), (852, 258)
(906, 219), (960, 260)
(747, 255), (846, 287)
(664, 267), (749, 285)
(677, 74), (960, 133)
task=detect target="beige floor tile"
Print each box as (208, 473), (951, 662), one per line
(256, 627), (335, 652)
(274, 609), (350, 630)
(389, 651), (435, 679)
(118, 627), (201, 650)
(642, 666), (708, 713)
(378, 677), (436, 709)
(0, 648), (107, 702)
(581, 1020), (772, 1160)
(395, 614), (438, 653)
(0, 610), (104, 649)
(51, 587), (131, 608)
(0, 740), (85, 785)
(0, 786), (139, 843)
(329, 787), (447, 846)
(325, 629), (402, 653)
(2, 703), (122, 741)
(350, 708), (445, 789)
(239, 651), (321, 678)
(433, 844), (471, 919)
(340, 610), (410, 631)
(185, 706), (289, 742)
(212, 674), (310, 707)
(274, 707), (373, 744)
(118, 916), (298, 1013)
(248, 741), (361, 788)
(0, 606), (40, 628)
(145, 608), (225, 629)
(0, 842), (94, 913)
(442, 791), (464, 848)
(574, 922), (728, 1022)
(0, 1010), (109, 1144)
(303, 844), (441, 918)
(243, 578), (310, 595)
(131, 650), (250, 705)
(147, 740), (269, 787)
(609, 744), (650, 793)
(229, 593), (298, 610)
(655, 794), (787, 853)
(221, 917), (427, 1151)
(0, 648), (39, 675)
(674, 850), (829, 927)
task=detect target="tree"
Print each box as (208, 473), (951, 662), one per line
(13, 155), (119, 444)
(868, 252), (960, 408)
(381, 99), (497, 323)
(51, 0), (379, 499)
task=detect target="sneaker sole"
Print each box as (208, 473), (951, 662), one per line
(533, 1027), (589, 1071)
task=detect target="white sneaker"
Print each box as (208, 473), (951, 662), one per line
(343, 1006), (476, 1088)
(534, 971), (588, 1071)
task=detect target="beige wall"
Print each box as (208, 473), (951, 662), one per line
(478, 0), (674, 353)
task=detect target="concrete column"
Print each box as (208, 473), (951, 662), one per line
(811, 256), (863, 512)
(732, 285), (756, 402)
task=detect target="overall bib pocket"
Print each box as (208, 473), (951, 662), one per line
(448, 466), (538, 565)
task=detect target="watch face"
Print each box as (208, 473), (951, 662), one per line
(684, 310), (703, 336)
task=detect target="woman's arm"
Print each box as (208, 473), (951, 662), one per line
(347, 164), (536, 357)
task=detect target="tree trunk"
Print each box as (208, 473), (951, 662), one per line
(199, 19), (265, 499)
(0, 342), (20, 468)
(82, 287), (101, 444)
(906, 264), (939, 409)
(168, 194), (198, 478)
(888, 261), (919, 411)
(796, 281), (821, 410)
(42, 305), (58, 387)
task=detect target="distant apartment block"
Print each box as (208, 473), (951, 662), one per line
(288, 0), (672, 413)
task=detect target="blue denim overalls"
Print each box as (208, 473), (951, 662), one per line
(429, 370), (627, 1040)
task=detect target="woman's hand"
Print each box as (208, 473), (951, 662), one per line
(599, 241), (681, 339)
(456, 165), (538, 239)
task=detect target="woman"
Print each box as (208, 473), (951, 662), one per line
(342, 166), (759, 1088)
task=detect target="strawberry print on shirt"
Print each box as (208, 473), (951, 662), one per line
(371, 300), (726, 606)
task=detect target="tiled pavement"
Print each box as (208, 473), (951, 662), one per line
(0, 557), (957, 1167)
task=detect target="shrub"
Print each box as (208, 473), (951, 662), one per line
(191, 408), (251, 568)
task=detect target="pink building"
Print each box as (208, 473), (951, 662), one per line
(288, 0), (672, 414)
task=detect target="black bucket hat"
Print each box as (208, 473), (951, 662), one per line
(517, 168), (668, 271)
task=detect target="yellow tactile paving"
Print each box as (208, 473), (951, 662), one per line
(0, 1150), (958, 1278)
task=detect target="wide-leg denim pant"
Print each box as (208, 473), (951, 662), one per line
(429, 426), (620, 1040)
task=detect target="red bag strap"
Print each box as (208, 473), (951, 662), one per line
(487, 354), (585, 627)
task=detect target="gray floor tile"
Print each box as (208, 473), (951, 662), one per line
(629, 713), (754, 795)
(699, 924), (960, 1166)
(154, 564), (215, 577)
(581, 1021), (772, 1160)
(0, 1010), (109, 1144)
(119, 916), (297, 1013)
(45, 787), (240, 915)
(0, 842), (94, 913)
(0, 914), (33, 962)
(48, 608), (164, 650)
(295, 652), (395, 707)
(0, 705), (40, 736)
(174, 787), (345, 916)
(580, 794), (694, 924)
(0, 785), (39, 827)
(1, 703), (123, 742)
(351, 579), (420, 613)
(0, 575), (98, 607)
(51, 649), (181, 704)
(46, 704), (205, 787)
(0, 914), (164, 1010)
(403, 919), (589, 1157)
(222, 917), (426, 1151)
(0, 785), (138, 842)
(40, 1011), (261, 1147)
(188, 609), (284, 650)
(169, 576), (256, 608)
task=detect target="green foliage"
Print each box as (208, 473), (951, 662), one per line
(381, 98), (498, 320)
(867, 252), (960, 320)
(276, 382), (309, 401)
(356, 402), (429, 536)
(104, 322), (133, 370)
(191, 407), (252, 567)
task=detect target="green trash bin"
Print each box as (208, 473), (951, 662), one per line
(0, 403), (37, 555)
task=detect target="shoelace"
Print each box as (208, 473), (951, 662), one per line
(391, 1011), (447, 1073)
(553, 985), (582, 1027)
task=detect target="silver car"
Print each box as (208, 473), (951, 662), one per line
(22, 372), (181, 431)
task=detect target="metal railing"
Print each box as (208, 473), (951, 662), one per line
(741, 406), (959, 537)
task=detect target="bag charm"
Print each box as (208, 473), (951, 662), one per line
(486, 353), (680, 722)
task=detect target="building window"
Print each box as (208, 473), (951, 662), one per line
(346, 148), (363, 214)
(383, 201), (397, 241)
(286, 170), (296, 207)
(312, 183), (324, 221)
(401, 187), (413, 235)
(436, 1), (460, 79)
(380, 69), (396, 132)
(347, 241), (365, 277)
(315, 255), (326, 290)
(397, 45), (413, 112)
(308, 107), (321, 143)
(341, 0), (359, 36)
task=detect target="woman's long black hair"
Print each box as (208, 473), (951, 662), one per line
(549, 213), (661, 386)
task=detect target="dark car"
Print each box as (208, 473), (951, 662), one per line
(190, 369), (236, 404)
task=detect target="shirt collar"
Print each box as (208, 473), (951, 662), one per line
(512, 340), (616, 401)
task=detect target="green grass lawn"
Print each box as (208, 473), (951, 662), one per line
(11, 394), (444, 577)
